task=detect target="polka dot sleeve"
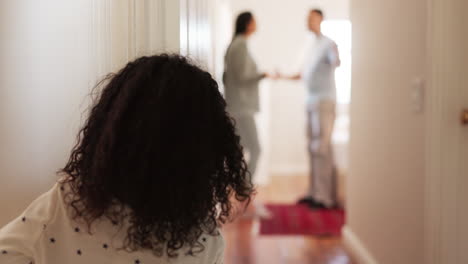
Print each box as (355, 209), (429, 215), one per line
(0, 184), (60, 264)
(213, 237), (224, 264)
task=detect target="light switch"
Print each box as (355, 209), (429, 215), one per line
(411, 77), (425, 113)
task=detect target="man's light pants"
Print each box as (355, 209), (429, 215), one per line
(306, 100), (337, 208)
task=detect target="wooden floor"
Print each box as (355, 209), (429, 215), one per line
(222, 176), (355, 264)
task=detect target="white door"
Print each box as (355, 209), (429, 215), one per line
(179, 0), (215, 70)
(426, 0), (468, 263)
(459, 10), (468, 261)
(460, 68), (468, 261)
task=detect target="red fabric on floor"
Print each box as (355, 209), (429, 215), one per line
(259, 204), (345, 236)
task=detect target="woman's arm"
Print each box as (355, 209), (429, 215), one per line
(229, 41), (265, 85)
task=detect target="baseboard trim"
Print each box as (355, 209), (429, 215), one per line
(342, 226), (379, 264)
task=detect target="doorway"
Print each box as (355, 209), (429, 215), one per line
(214, 1), (354, 263)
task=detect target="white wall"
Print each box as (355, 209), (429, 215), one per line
(0, 0), (181, 227)
(210, 0), (232, 87)
(344, 0), (427, 263)
(0, 0), (93, 226)
(226, 0), (349, 181)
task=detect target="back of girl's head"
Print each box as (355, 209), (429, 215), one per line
(61, 54), (253, 257)
(234, 11), (253, 37)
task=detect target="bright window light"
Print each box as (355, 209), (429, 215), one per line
(322, 20), (352, 104)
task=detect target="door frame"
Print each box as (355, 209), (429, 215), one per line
(425, 0), (465, 263)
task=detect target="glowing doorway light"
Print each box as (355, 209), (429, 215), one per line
(322, 20), (352, 104)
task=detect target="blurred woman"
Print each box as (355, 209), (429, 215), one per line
(223, 12), (272, 218)
(0, 54), (254, 264)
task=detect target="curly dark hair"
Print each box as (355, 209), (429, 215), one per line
(60, 54), (254, 257)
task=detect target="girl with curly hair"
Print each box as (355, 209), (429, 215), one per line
(0, 54), (254, 264)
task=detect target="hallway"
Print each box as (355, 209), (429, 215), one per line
(223, 176), (354, 264)
(1, 1), (467, 263)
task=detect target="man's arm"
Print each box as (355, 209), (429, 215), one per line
(280, 73), (301, 80)
(287, 73), (302, 80)
(331, 44), (341, 67)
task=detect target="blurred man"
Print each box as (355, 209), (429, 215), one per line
(285, 9), (341, 209)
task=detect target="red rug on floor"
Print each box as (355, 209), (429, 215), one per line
(259, 204), (345, 236)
